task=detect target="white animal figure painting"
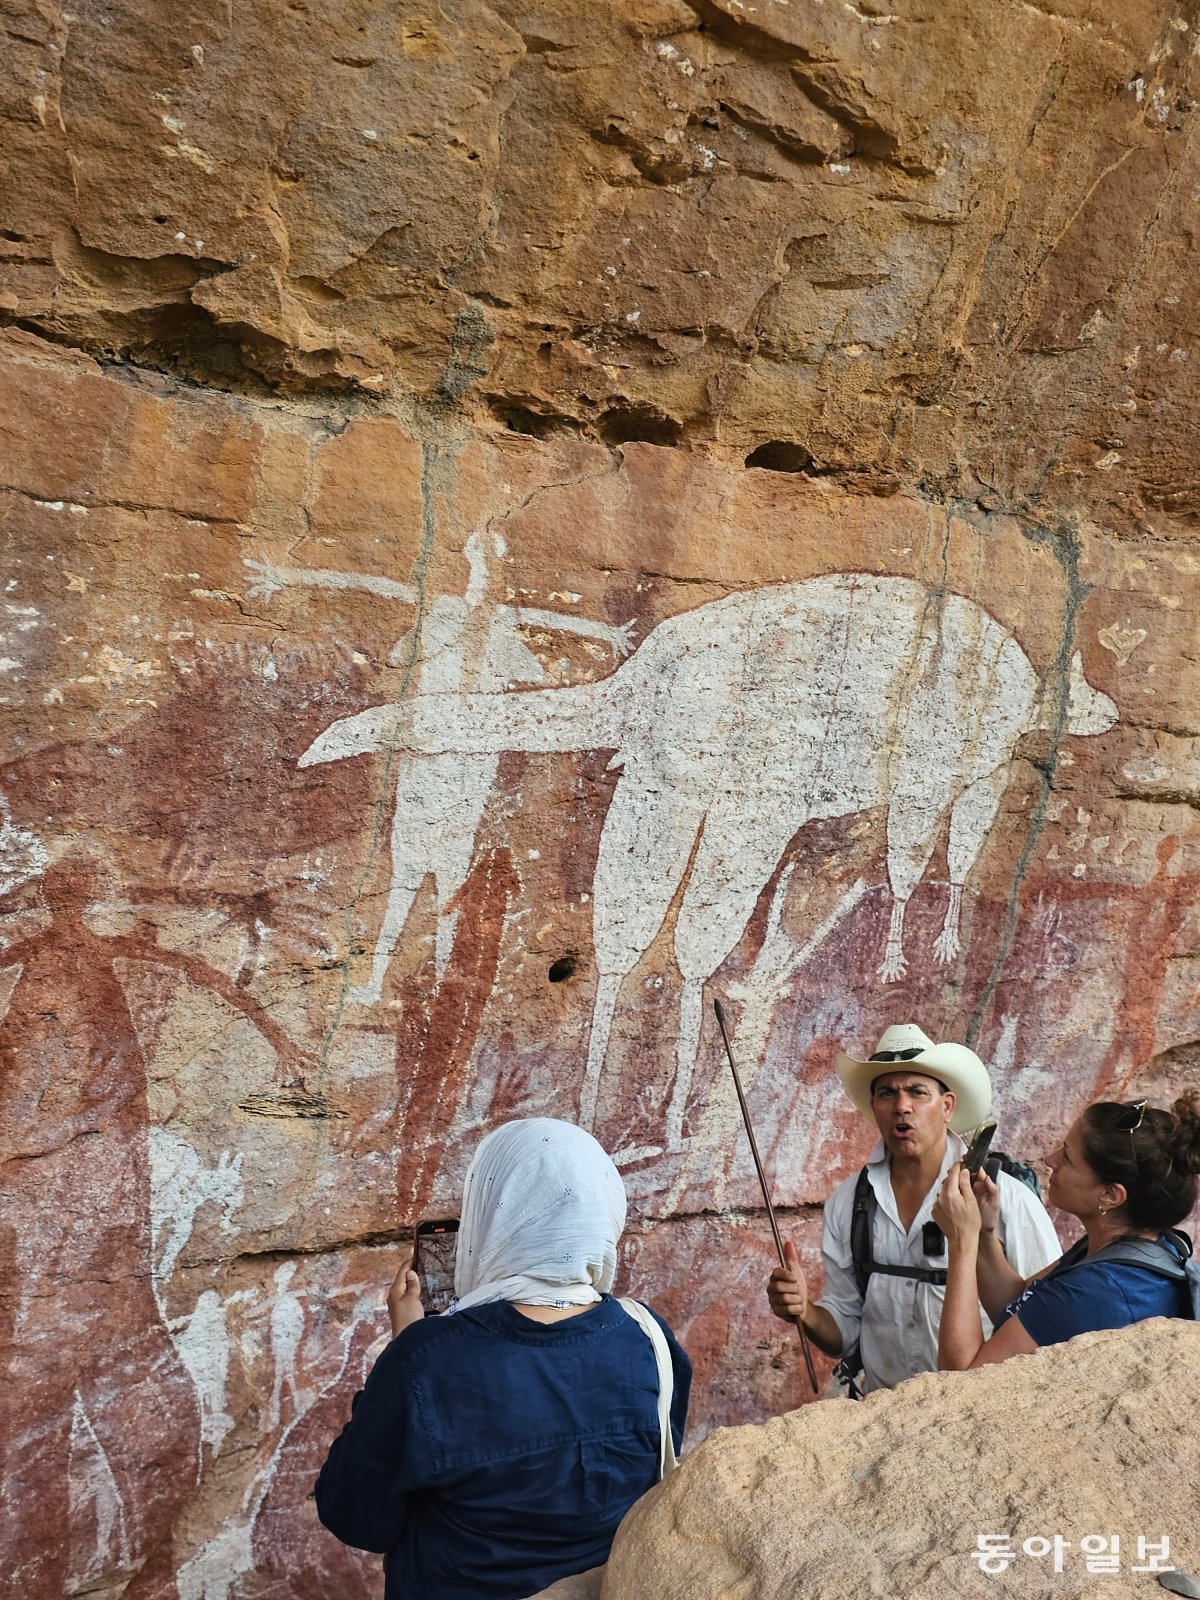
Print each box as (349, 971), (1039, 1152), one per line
(245, 536), (632, 998)
(150, 1129), (245, 1289)
(301, 574), (1118, 1148)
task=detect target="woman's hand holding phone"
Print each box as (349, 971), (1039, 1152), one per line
(971, 1167), (1002, 1235)
(387, 1257), (423, 1339)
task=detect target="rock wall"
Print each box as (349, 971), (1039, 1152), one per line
(1, 1), (1199, 1596)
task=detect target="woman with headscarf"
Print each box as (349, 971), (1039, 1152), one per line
(315, 1118), (690, 1600)
(933, 1091), (1200, 1369)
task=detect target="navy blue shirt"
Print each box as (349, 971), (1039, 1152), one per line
(1000, 1235), (1190, 1346)
(315, 1296), (690, 1600)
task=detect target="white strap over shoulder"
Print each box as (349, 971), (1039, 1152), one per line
(617, 1298), (679, 1479)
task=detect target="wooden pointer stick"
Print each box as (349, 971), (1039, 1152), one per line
(713, 997), (819, 1394)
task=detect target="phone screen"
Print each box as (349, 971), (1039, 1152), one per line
(414, 1219), (459, 1316)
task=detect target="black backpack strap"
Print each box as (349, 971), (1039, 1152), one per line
(1167, 1227), (1194, 1260)
(849, 1167), (874, 1298)
(838, 1166), (953, 1398)
(849, 1166), (949, 1290)
(867, 1261), (948, 1286)
(984, 1151), (1042, 1198)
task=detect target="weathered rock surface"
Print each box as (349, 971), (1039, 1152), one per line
(601, 1320), (1200, 1600)
(2, 0), (1200, 1595)
(3, 1), (1200, 535)
(532, 1569), (603, 1600)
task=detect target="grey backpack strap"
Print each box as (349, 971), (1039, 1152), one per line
(1084, 1231), (1199, 1319)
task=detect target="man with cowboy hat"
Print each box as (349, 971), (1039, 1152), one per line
(767, 1024), (1060, 1394)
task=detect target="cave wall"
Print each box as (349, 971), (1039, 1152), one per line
(1, 1), (1199, 1595)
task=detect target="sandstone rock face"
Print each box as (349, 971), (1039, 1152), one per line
(1, 0), (1199, 1596)
(602, 1320), (1200, 1600)
(3, 0), (1199, 535)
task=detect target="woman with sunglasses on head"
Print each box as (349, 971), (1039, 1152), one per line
(933, 1092), (1200, 1370)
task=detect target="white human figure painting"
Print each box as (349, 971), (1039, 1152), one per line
(168, 1291), (236, 1458)
(301, 574), (1119, 1151)
(268, 1262), (305, 1430)
(245, 536), (633, 1000)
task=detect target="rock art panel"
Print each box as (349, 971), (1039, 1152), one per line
(304, 574), (1118, 1156)
(1, 308), (1198, 1597)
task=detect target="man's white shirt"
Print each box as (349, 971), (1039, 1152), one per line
(816, 1131), (1062, 1393)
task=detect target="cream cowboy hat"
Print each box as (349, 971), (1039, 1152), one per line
(835, 1023), (992, 1135)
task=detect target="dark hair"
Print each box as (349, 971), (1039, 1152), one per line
(1079, 1091), (1200, 1230)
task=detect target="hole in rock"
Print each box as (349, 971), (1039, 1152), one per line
(745, 441), (814, 473)
(598, 405), (683, 448)
(548, 956), (579, 983)
(487, 399), (576, 439)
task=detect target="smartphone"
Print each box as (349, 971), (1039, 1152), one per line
(962, 1120), (998, 1180)
(413, 1218), (459, 1316)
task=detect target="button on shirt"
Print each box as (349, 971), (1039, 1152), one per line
(816, 1133), (1062, 1393)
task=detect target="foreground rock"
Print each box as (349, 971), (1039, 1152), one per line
(600, 1321), (1200, 1600)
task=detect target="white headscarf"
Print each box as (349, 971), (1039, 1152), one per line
(451, 1118), (627, 1312)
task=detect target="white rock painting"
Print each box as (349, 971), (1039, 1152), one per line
(268, 1262), (305, 1430)
(245, 533), (632, 996)
(150, 1129), (245, 1287)
(302, 573), (1118, 1150)
(149, 1129), (246, 1461)
(175, 1300), (388, 1600)
(168, 1291), (237, 1457)
(67, 1393), (132, 1591)
(176, 1515), (255, 1600)
(0, 793), (48, 897)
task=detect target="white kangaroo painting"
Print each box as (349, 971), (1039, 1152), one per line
(300, 574), (1118, 1149)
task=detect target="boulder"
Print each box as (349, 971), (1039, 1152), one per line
(601, 1321), (1200, 1600)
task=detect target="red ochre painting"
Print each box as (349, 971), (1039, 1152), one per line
(1, 348), (1198, 1598)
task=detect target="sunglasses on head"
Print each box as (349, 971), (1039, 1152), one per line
(1115, 1098), (1148, 1170)
(869, 1047), (926, 1063)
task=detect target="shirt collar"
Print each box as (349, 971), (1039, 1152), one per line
(864, 1130), (967, 1235)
